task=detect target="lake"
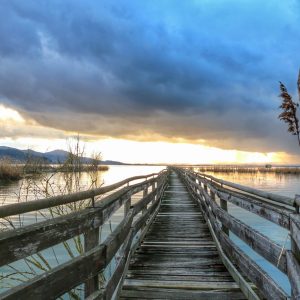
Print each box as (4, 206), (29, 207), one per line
(0, 165), (299, 296)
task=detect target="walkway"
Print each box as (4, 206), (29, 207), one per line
(120, 172), (245, 299)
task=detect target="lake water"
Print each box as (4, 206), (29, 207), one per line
(0, 165), (299, 297)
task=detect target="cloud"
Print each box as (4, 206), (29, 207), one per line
(0, 0), (300, 154)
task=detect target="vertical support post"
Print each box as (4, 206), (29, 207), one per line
(211, 190), (216, 201)
(84, 223), (100, 297)
(220, 198), (229, 235)
(193, 177), (197, 194)
(152, 181), (155, 192)
(289, 197), (300, 299)
(124, 196), (131, 217)
(142, 184), (148, 230)
(152, 181), (156, 203)
(144, 185), (148, 197)
(204, 183), (208, 194)
(291, 196), (300, 262)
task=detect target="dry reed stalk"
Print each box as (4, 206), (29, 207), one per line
(278, 70), (300, 147)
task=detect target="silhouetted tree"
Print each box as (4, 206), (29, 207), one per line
(278, 70), (300, 146)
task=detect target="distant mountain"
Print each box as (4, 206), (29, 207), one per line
(0, 146), (126, 165)
(43, 150), (70, 164)
(0, 146), (50, 163)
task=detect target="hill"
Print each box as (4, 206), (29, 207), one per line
(0, 146), (125, 165)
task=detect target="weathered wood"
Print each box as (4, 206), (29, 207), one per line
(0, 244), (107, 300)
(286, 250), (300, 299)
(85, 290), (103, 300)
(120, 172), (247, 299)
(217, 189), (291, 229)
(124, 197), (131, 217)
(220, 198), (229, 235)
(196, 172), (295, 206)
(84, 226), (100, 297)
(176, 167), (291, 300)
(185, 171), (293, 229)
(103, 210), (134, 264)
(0, 173), (168, 268)
(219, 231), (288, 300)
(114, 179), (167, 300)
(120, 287), (246, 300)
(103, 229), (134, 300)
(290, 214), (300, 262)
(132, 197), (161, 236)
(1, 210), (135, 300)
(123, 279), (242, 289)
(132, 190), (155, 216)
(0, 172), (163, 218)
(0, 185), (138, 267)
(213, 202), (287, 273)
(2, 168), (296, 300)
(205, 214), (259, 300)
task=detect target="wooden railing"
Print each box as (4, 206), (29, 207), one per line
(0, 170), (169, 300)
(175, 167), (300, 300)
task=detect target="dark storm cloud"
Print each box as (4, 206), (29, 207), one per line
(0, 0), (300, 153)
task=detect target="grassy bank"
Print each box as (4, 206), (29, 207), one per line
(0, 159), (109, 181)
(0, 159), (22, 181)
(58, 164), (109, 172)
(195, 166), (300, 174)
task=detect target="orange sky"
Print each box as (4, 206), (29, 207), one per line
(0, 104), (296, 164)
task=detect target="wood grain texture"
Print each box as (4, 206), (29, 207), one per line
(120, 172), (246, 299)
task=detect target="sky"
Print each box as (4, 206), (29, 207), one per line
(0, 0), (300, 164)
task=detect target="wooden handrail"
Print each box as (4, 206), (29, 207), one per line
(0, 169), (169, 300)
(174, 167), (298, 300)
(185, 172), (293, 229)
(0, 171), (165, 218)
(194, 171), (295, 207)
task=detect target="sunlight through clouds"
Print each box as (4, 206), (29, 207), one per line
(0, 105), (25, 123)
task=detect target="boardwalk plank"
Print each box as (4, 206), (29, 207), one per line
(119, 172), (246, 299)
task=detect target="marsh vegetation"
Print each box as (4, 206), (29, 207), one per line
(0, 137), (109, 181)
(195, 165), (300, 174)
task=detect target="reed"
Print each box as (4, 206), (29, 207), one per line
(278, 70), (300, 147)
(0, 159), (22, 181)
(195, 166), (300, 174)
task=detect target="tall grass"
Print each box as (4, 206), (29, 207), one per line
(0, 158), (22, 181)
(195, 166), (300, 174)
(0, 136), (109, 180)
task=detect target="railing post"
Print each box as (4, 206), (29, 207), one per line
(141, 184), (149, 230)
(143, 183), (148, 198)
(192, 176), (197, 194)
(220, 198), (229, 235)
(84, 219), (100, 297)
(152, 181), (155, 192)
(291, 196), (300, 262)
(124, 196), (131, 217)
(210, 190), (216, 201)
(152, 181), (156, 203)
(288, 197), (300, 299)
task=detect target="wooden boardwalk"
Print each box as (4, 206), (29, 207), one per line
(1, 168), (298, 299)
(120, 172), (246, 299)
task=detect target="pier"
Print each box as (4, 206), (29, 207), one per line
(0, 168), (299, 299)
